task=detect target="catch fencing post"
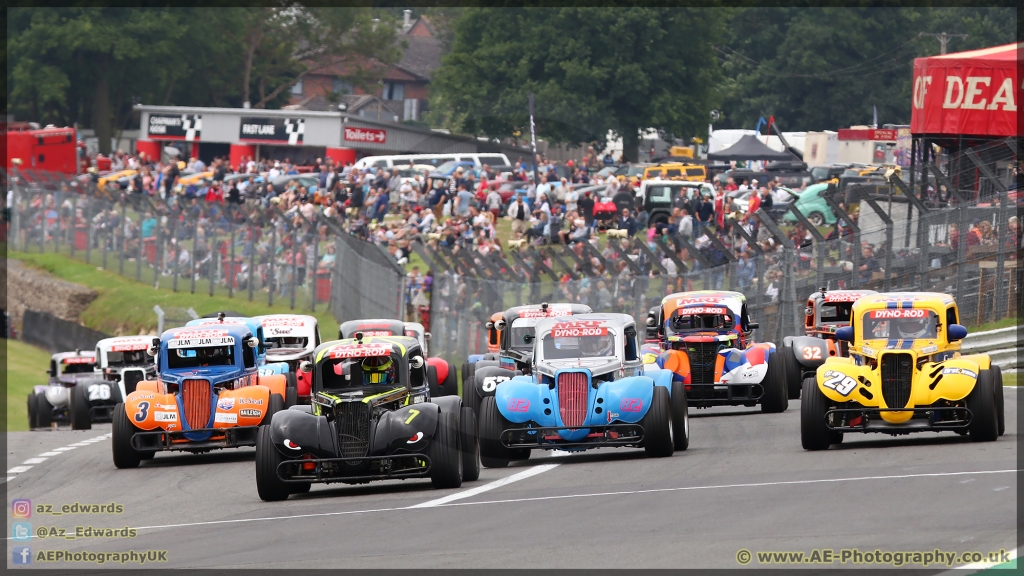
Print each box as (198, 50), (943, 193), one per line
(209, 218), (217, 298)
(189, 215), (198, 294)
(118, 196), (127, 276)
(290, 230), (298, 310)
(754, 208), (797, 341)
(268, 227), (276, 307)
(153, 305), (165, 335)
(786, 203), (827, 290)
(858, 191), (894, 292)
(248, 221), (257, 302)
(966, 147), (1011, 322)
(821, 185), (861, 289)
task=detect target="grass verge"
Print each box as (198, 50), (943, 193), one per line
(5, 339), (54, 431)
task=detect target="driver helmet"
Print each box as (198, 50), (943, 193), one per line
(580, 335), (613, 357)
(361, 355), (395, 385)
(895, 317), (930, 339)
(279, 337), (303, 347)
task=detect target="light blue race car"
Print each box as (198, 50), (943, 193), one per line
(477, 313), (689, 467)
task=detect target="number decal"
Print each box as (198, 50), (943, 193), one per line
(134, 401), (150, 422)
(481, 376), (509, 393)
(404, 409), (420, 424)
(802, 346), (822, 360)
(87, 384), (111, 401)
(821, 370), (857, 396)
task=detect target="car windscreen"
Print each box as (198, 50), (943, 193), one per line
(167, 346), (235, 369)
(541, 330), (616, 360)
(508, 318), (540, 350)
(266, 336), (309, 350)
(810, 166), (832, 181)
(61, 361), (97, 374)
(106, 350), (149, 366)
(319, 353), (401, 390)
(819, 303), (854, 324)
(862, 310), (938, 340)
(666, 309), (731, 335)
(436, 161), (462, 173)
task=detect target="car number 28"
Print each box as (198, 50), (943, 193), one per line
(821, 370), (857, 396)
(481, 376), (509, 393)
(87, 384), (111, 401)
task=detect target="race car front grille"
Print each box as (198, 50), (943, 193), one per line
(686, 342), (720, 385)
(182, 379), (211, 429)
(122, 369), (146, 396)
(881, 354), (913, 409)
(557, 372), (589, 428)
(336, 402), (371, 458)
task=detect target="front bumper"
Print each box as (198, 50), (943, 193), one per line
(824, 407), (972, 434)
(276, 454), (431, 484)
(500, 424), (645, 450)
(686, 383), (764, 407)
(130, 426), (259, 452)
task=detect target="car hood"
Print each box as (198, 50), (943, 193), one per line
(161, 365), (243, 385)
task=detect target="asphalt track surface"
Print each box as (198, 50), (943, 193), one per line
(5, 389), (1018, 570)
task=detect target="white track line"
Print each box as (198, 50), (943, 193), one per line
(408, 464), (560, 508)
(1, 433), (111, 485)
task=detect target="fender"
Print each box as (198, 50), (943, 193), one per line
(257, 373), (287, 398)
(474, 366), (519, 398)
(431, 394), (462, 416)
(789, 336), (832, 369)
(466, 354), (485, 364)
(593, 376), (655, 425)
(782, 335), (795, 348)
(214, 386), (271, 427)
(658, 349), (691, 384)
(921, 358), (982, 404)
(646, 368), (674, 393)
(269, 409), (337, 458)
(475, 359), (500, 371)
(296, 369), (312, 397)
(815, 362), (869, 405)
(494, 378), (551, 425)
(136, 381), (163, 394)
(124, 390), (180, 431)
(258, 362), (290, 376)
(373, 402), (441, 455)
(958, 353), (991, 371)
(427, 357), (449, 383)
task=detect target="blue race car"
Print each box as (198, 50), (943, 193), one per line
(477, 313), (689, 467)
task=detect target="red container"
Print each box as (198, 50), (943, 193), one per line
(223, 259), (242, 289)
(144, 237), (157, 264)
(316, 272), (331, 302)
(74, 228), (88, 251)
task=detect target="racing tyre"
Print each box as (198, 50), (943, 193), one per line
(991, 365), (1005, 436)
(508, 448), (531, 461)
(263, 393), (285, 426)
(111, 404), (142, 469)
(462, 374), (480, 418)
(801, 377), (839, 450)
(70, 384), (92, 430)
(428, 411), (463, 489)
(760, 352), (788, 413)
(671, 382), (690, 451)
(641, 386), (674, 458)
(289, 482), (311, 494)
(284, 372), (298, 408)
(464, 362), (477, 392)
(460, 407), (481, 482)
(966, 369), (998, 442)
(783, 347), (802, 400)
(255, 425), (290, 501)
(441, 364), (458, 397)
(427, 365), (440, 398)
(35, 392), (54, 428)
(478, 396), (510, 468)
(27, 393), (38, 429)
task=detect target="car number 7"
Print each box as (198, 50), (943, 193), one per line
(404, 409), (420, 424)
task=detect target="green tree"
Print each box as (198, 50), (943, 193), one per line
(429, 7), (727, 161)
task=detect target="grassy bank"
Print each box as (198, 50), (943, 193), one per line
(5, 339), (54, 431)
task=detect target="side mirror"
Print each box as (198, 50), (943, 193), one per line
(645, 316), (656, 327)
(947, 324), (968, 341)
(424, 332), (431, 341)
(835, 326), (854, 342)
(299, 360), (313, 373)
(523, 334), (534, 343)
(410, 355), (425, 369)
(747, 322), (759, 330)
(485, 322), (494, 330)
(247, 336), (260, 348)
(46, 368), (55, 376)
(494, 319), (507, 330)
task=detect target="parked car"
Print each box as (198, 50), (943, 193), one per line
(780, 183), (838, 227)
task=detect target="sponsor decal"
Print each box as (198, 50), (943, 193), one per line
(268, 327), (295, 336)
(239, 409), (262, 418)
(191, 319), (247, 326)
(942, 367), (978, 379)
(109, 339), (151, 352)
(360, 330), (393, 336)
(168, 336), (235, 349)
(283, 439), (301, 450)
(821, 370), (858, 396)
(240, 117), (305, 145)
(237, 397), (264, 405)
(740, 368), (760, 380)
(63, 357), (95, 364)
(824, 291), (867, 302)
(261, 318), (307, 328)
(156, 403), (178, 410)
(678, 306), (730, 315)
(619, 398), (643, 412)
(343, 126), (387, 144)
(148, 113), (201, 141)
(921, 344), (939, 354)
(551, 320), (609, 338)
(861, 345), (877, 358)
(869, 309), (927, 319)
(406, 432), (424, 444)
(328, 343), (391, 358)
(154, 411), (177, 422)
(134, 394), (156, 400)
(507, 399), (530, 412)
(518, 306), (573, 318)
(214, 413), (238, 424)
(606, 411), (620, 423)
(217, 397), (235, 411)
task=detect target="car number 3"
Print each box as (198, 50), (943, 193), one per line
(822, 371), (857, 396)
(134, 401), (150, 422)
(87, 384), (111, 401)
(481, 376), (509, 393)
(802, 346), (822, 360)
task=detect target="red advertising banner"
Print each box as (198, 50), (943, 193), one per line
(837, 129), (898, 141)
(910, 42), (1019, 137)
(344, 126), (387, 144)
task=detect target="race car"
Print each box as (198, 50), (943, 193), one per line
(646, 291), (787, 412)
(801, 292), (1005, 450)
(254, 333), (479, 500)
(404, 321), (458, 397)
(478, 314), (688, 467)
(28, 350), (98, 429)
(460, 311), (505, 387)
(339, 318), (453, 397)
(67, 336), (158, 430)
(255, 314), (322, 405)
(187, 314), (294, 404)
(111, 324), (288, 468)
(462, 302), (592, 417)
(778, 288), (876, 400)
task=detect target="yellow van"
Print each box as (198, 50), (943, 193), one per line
(642, 163), (706, 183)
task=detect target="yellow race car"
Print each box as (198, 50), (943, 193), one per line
(801, 292), (1004, 450)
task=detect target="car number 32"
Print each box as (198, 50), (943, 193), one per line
(87, 384), (111, 401)
(481, 376), (509, 393)
(821, 370), (857, 396)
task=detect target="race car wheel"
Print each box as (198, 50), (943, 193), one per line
(111, 404), (142, 469)
(783, 347), (802, 400)
(428, 410), (463, 489)
(807, 211), (826, 227)
(478, 396), (510, 468)
(671, 382), (690, 451)
(800, 377), (838, 450)
(27, 393), (38, 429)
(460, 406), (481, 482)
(991, 365), (1005, 436)
(760, 352), (788, 413)
(70, 384), (92, 431)
(966, 369), (998, 443)
(441, 364), (458, 397)
(284, 372), (298, 408)
(262, 393), (285, 426)
(508, 449), (531, 461)
(462, 374), (480, 418)
(642, 385), (674, 458)
(289, 482), (311, 495)
(463, 362), (477, 392)
(255, 425), (290, 501)
(427, 365), (440, 398)
(35, 392), (54, 428)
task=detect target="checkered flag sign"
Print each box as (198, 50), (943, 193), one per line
(181, 114), (202, 141)
(284, 118), (305, 145)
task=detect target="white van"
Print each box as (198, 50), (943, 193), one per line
(352, 152), (511, 172)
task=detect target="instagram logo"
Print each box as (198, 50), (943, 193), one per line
(11, 499), (31, 518)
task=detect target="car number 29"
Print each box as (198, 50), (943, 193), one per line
(821, 370), (857, 396)
(87, 384), (111, 401)
(481, 376), (509, 393)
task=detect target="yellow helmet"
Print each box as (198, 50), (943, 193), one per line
(361, 355), (395, 385)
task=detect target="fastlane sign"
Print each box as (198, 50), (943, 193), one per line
(239, 117), (305, 145)
(148, 114), (201, 141)
(343, 126), (387, 145)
